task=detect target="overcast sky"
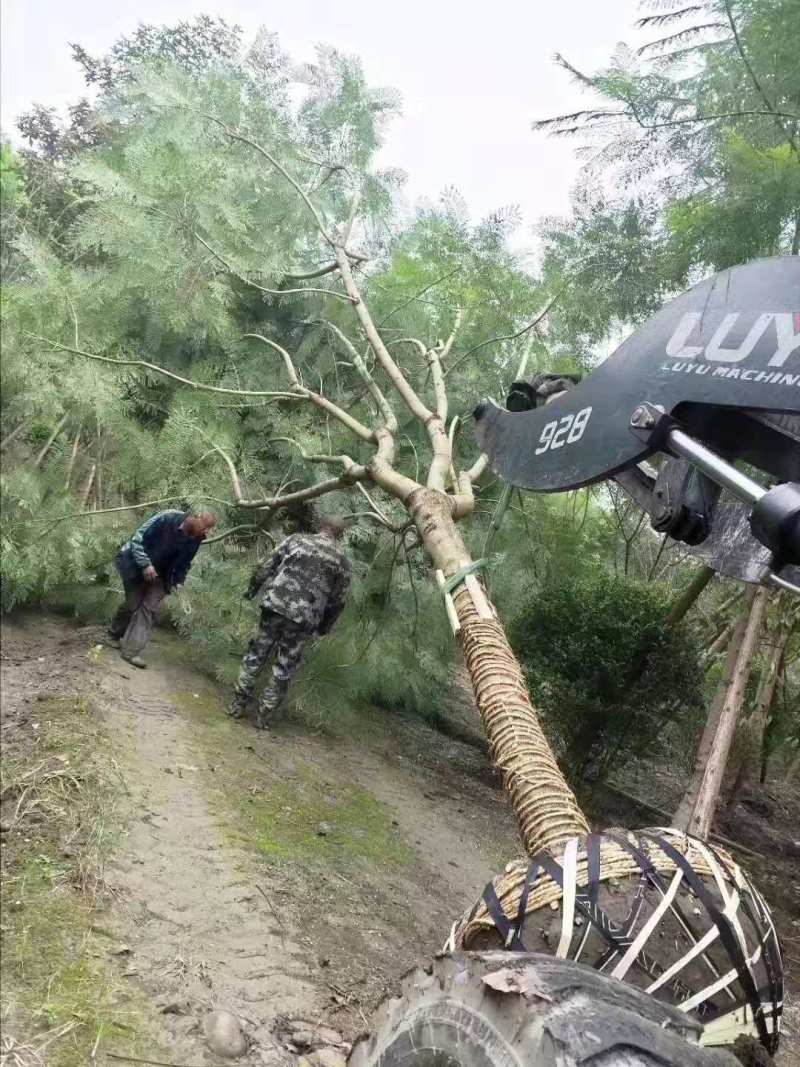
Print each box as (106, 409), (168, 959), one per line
(1, 0), (640, 233)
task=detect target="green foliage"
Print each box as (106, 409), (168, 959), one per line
(510, 565), (705, 780)
(537, 0), (800, 350)
(1, 14), (708, 785)
(0, 144), (26, 207)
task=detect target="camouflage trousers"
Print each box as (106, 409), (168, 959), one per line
(231, 609), (312, 724)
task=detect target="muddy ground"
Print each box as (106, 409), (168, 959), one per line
(1, 611), (798, 1065)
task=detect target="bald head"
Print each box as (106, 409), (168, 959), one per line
(317, 515), (347, 541)
(183, 511), (218, 539)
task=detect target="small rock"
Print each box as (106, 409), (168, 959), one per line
(159, 1000), (186, 1015)
(308, 1049), (347, 1067)
(317, 822), (333, 837)
(291, 1029), (316, 1050)
(315, 1026), (346, 1047)
(203, 1010), (248, 1058)
(0, 822), (12, 834)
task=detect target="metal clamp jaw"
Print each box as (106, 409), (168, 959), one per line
(630, 402), (800, 593)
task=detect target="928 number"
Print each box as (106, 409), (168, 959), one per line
(535, 406), (592, 455)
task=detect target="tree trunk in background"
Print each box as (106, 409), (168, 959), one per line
(664, 565), (714, 627)
(33, 414), (68, 469)
(410, 487), (590, 856)
(701, 618), (737, 667)
(726, 599), (796, 801)
(80, 464), (96, 507)
(0, 421), (29, 450)
(64, 428), (82, 490)
(674, 586), (767, 838)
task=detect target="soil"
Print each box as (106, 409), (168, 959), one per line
(1, 611), (797, 1065)
(0, 613), (520, 1065)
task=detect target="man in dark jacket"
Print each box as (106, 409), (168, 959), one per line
(108, 509), (217, 668)
(229, 516), (350, 729)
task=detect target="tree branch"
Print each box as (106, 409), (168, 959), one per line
(206, 437), (366, 510)
(195, 110), (334, 245)
(253, 476), (365, 511)
(444, 292), (559, 377)
(34, 336), (302, 401)
(428, 338), (452, 424)
(320, 321), (398, 433)
(194, 232), (353, 302)
(270, 436), (365, 472)
(334, 249), (435, 426)
(377, 266), (462, 327)
(242, 333), (375, 442)
(202, 523), (265, 545)
(283, 262), (340, 281)
(722, 0), (799, 157)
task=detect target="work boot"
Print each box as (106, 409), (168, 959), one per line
(227, 696), (247, 719)
(121, 652), (147, 669)
(254, 707), (273, 731)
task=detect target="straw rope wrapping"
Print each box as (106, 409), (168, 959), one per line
(453, 584), (590, 855)
(446, 828), (783, 1054)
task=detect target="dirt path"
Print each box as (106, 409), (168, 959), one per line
(1, 613), (520, 1064)
(98, 648), (328, 1063)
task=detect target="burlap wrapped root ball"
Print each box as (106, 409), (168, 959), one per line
(445, 827), (782, 1054)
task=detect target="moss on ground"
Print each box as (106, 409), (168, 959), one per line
(0, 696), (165, 1066)
(173, 687), (416, 871)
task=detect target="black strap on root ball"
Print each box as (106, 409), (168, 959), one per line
(475, 830), (781, 1054)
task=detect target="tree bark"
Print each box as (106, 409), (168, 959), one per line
(409, 486), (590, 855)
(674, 586), (768, 838)
(664, 566), (714, 627)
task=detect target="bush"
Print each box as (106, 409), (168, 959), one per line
(510, 565), (704, 781)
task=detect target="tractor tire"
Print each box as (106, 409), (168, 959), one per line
(349, 952), (741, 1067)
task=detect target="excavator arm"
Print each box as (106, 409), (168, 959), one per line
(474, 256), (800, 592)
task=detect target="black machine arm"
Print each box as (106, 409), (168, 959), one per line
(474, 257), (800, 593)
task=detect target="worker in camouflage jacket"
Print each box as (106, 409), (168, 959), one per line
(230, 515), (351, 729)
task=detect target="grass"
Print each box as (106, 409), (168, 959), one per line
(172, 686), (416, 872)
(0, 696), (164, 1067)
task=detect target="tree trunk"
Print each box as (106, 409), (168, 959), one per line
(674, 586), (767, 838)
(726, 600), (795, 801)
(80, 464), (97, 506)
(701, 618), (736, 665)
(787, 745), (800, 783)
(65, 428), (82, 490)
(409, 487), (590, 856)
(0, 421), (29, 450)
(33, 414), (68, 469)
(663, 566), (714, 627)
